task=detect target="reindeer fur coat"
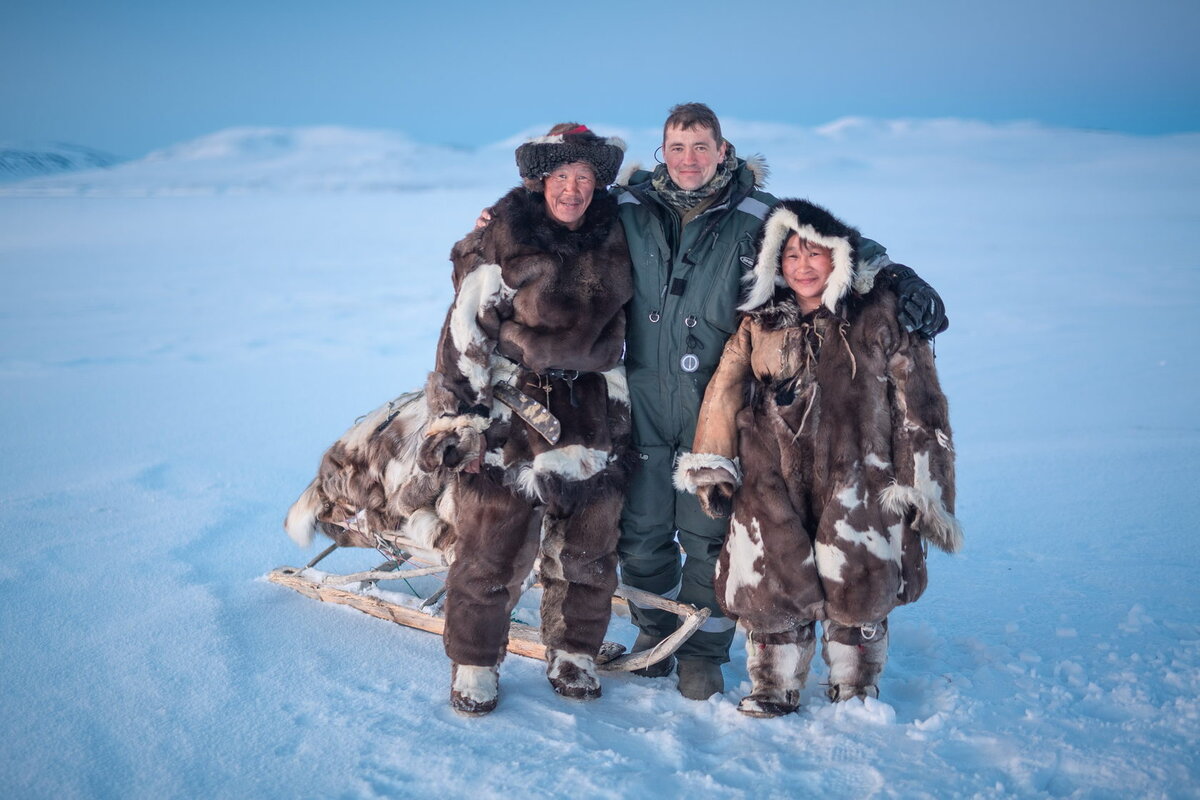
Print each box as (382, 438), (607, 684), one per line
(675, 199), (961, 634)
(425, 185), (635, 668)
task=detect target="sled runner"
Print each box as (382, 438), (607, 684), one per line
(267, 532), (710, 672)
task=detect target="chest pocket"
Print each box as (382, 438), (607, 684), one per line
(699, 230), (757, 335)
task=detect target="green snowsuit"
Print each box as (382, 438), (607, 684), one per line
(613, 157), (888, 663)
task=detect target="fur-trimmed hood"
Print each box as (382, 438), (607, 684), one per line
(738, 199), (862, 316)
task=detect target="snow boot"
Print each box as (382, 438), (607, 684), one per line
(450, 663), (499, 716)
(822, 619), (888, 702)
(677, 658), (724, 700)
(737, 625), (816, 718)
(546, 650), (602, 700)
(629, 631), (676, 678)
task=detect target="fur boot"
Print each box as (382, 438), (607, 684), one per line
(546, 649), (601, 700)
(450, 663), (499, 716)
(737, 625), (816, 718)
(822, 619), (888, 702)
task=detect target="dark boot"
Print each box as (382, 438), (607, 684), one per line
(630, 631), (676, 678)
(822, 619), (888, 702)
(677, 658), (724, 700)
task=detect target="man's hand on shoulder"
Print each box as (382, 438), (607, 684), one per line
(886, 264), (949, 339)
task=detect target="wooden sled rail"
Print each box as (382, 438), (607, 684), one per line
(267, 565), (709, 673)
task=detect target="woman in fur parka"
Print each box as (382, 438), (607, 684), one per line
(418, 124), (634, 715)
(674, 199), (962, 717)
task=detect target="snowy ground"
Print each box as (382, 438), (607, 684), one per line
(1, 120), (1198, 799)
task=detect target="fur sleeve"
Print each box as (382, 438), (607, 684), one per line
(689, 317), (755, 472)
(880, 332), (963, 553)
(425, 229), (514, 419)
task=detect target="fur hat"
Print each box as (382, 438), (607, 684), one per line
(515, 124), (626, 189)
(739, 199), (862, 314)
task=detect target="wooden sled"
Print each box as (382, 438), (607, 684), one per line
(267, 535), (710, 672)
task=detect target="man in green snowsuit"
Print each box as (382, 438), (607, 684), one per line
(613, 103), (946, 699)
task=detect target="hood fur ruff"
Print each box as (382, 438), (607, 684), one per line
(739, 199), (861, 315)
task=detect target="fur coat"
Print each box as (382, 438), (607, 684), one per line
(422, 186), (634, 509)
(675, 199), (961, 632)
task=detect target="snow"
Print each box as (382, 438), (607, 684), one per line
(2, 118), (1198, 799)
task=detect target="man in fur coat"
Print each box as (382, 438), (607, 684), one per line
(418, 125), (634, 715)
(612, 103), (949, 699)
(674, 199), (962, 716)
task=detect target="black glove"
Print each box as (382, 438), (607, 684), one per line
(885, 264), (948, 339)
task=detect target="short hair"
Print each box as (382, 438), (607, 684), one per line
(663, 102), (722, 145)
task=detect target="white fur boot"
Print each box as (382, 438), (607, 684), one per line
(546, 649), (601, 700)
(822, 620), (888, 702)
(737, 625), (816, 718)
(450, 663), (499, 716)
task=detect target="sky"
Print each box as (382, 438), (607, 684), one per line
(2, 0), (1199, 159)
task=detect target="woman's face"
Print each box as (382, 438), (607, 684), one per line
(543, 162), (596, 229)
(781, 233), (834, 312)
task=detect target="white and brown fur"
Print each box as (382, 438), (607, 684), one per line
(284, 390), (456, 558)
(677, 198), (961, 702)
(423, 185), (635, 688)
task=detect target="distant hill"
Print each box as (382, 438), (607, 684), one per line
(0, 126), (516, 196)
(0, 142), (121, 183)
(2, 120), (1192, 197)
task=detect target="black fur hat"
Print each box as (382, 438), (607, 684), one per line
(515, 124), (626, 188)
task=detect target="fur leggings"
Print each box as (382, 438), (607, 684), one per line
(442, 470), (623, 667)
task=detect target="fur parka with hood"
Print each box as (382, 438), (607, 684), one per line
(674, 199), (960, 706)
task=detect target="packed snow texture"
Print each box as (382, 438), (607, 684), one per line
(1, 119), (1198, 799)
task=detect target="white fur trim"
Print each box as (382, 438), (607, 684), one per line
(739, 209), (855, 314)
(823, 639), (860, 686)
(452, 664), (498, 704)
(535, 446), (608, 481)
(424, 413), (490, 438)
(743, 153), (770, 188)
(601, 365), (629, 406)
(879, 449), (964, 554)
(616, 160), (641, 187)
(547, 651), (597, 683)
(283, 482), (320, 548)
(514, 445), (610, 503)
(673, 452), (742, 493)
(449, 263), (515, 397)
(524, 133), (626, 153)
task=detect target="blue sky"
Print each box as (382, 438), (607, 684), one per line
(3, 0), (1198, 158)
